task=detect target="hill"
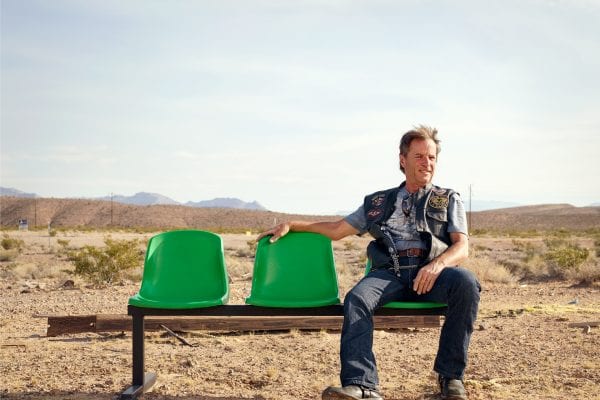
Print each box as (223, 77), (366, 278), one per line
(0, 196), (333, 231)
(469, 203), (600, 232)
(1, 197), (599, 231)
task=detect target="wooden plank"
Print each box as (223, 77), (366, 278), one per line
(47, 315), (96, 337)
(47, 314), (442, 336)
(567, 321), (600, 328)
(127, 304), (446, 317)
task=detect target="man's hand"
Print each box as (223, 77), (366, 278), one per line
(256, 223), (291, 243)
(413, 232), (469, 295)
(413, 259), (445, 295)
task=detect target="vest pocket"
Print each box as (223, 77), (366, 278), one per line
(426, 210), (448, 238)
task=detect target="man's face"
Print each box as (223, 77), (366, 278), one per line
(400, 138), (437, 187)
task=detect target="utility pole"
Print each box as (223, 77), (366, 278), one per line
(468, 184), (473, 233)
(110, 192), (114, 226)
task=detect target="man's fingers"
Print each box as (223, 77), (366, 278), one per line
(257, 223), (289, 244)
(413, 270), (425, 293)
(414, 269), (437, 294)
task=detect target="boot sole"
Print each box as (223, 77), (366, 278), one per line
(321, 387), (383, 400)
(321, 387), (361, 400)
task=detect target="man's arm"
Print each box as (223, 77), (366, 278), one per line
(257, 219), (359, 243)
(412, 232), (469, 295)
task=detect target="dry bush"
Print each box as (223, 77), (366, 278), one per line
(464, 253), (516, 284)
(342, 240), (360, 251)
(232, 240), (258, 258)
(1, 233), (25, 251)
(225, 253), (253, 282)
(69, 237), (144, 285)
(569, 261), (600, 285)
(543, 238), (590, 279)
(0, 249), (19, 262)
(0, 262), (18, 279)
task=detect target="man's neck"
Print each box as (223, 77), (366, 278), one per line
(403, 180), (432, 193)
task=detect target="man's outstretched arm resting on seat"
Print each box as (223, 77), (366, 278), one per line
(258, 219), (359, 243)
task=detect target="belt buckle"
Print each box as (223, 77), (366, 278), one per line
(407, 248), (420, 257)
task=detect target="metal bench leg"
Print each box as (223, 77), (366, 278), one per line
(120, 313), (156, 399)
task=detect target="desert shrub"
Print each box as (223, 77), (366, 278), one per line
(512, 239), (538, 262)
(465, 253), (515, 284)
(0, 249), (19, 262)
(234, 240), (257, 258)
(507, 229), (540, 238)
(572, 261), (600, 285)
(343, 240), (360, 251)
(224, 253), (252, 282)
(246, 239), (257, 253)
(69, 237), (144, 285)
(469, 228), (490, 236)
(1, 234), (24, 251)
(56, 239), (73, 257)
(543, 240), (589, 278)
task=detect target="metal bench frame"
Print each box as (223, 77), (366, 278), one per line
(120, 304), (446, 399)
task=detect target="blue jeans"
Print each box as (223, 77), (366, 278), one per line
(340, 267), (481, 389)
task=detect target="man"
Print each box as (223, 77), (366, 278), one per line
(258, 125), (480, 400)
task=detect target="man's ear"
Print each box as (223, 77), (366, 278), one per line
(399, 153), (406, 169)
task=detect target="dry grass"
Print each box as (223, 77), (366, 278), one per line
(463, 253), (516, 284)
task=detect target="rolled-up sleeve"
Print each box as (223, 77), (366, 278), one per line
(447, 193), (468, 235)
(344, 205), (368, 235)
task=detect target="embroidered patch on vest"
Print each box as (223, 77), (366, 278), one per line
(432, 188), (447, 195)
(429, 195), (449, 209)
(367, 209), (383, 219)
(371, 194), (386, 207)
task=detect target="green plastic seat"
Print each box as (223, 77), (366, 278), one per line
(129, 230), (229, 309)
(365, 259), (446, 309)
(246, 232), (341, 307)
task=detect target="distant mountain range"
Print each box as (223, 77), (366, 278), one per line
(0, 187), (38, 198)
(0, 187), (266, 211)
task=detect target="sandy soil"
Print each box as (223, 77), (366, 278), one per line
(0, 231), (599, 400)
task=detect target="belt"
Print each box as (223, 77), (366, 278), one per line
(396, 248), (424, 257)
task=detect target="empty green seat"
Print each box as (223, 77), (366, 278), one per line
(129, 230), (229, 309)
(365, 259), (446, 309)
(246, 232), (340, 307)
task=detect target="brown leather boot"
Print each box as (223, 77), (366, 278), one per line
(322, 385), (383, 399)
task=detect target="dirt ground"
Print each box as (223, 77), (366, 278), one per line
(0, 231), (599, 400)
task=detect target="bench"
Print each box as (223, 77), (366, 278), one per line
(120, 230), (446, 399)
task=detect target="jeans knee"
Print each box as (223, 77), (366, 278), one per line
(448, 268), (481, 303)
(343, 288), (375, 316)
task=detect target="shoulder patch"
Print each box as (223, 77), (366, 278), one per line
(429, 195), (449, 209)
(367, 209), (383, 219)
(371, 194), (386, 207)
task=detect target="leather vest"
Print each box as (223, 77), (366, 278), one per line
(363, 182), (455, 270)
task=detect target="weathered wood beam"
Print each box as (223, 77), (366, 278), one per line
(567, 321), (600, 328)
(47, 314), (442, 337)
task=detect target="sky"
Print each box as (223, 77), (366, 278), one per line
(1, 0), (599, 215)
